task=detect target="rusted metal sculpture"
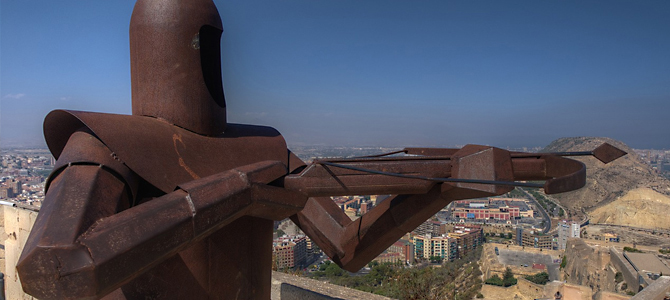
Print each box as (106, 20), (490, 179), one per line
(16, 0), (626, 299)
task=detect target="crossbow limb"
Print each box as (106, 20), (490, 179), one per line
(285, 143), (624, 271)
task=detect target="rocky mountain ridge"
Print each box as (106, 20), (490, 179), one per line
(542, 137), (670, 212)
(540, 137), (670, 230)
(590, 187), (670, 230)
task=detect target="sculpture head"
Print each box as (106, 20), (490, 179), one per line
(130, 0), (226, 136)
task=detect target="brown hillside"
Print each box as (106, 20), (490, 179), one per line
(590, 188), (670, 230)
(541, 137), (670, 214)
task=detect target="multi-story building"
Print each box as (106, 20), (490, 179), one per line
(570, 222), (580, 238)
(412, 219), (442, 236)
(449, 224), (483, 258)
(0, 187), (11, 199)
(387, 239), (414, 265)
(305, 238), (321, 262)
(516, 228), (554, 250)
(557, 222), (569, 250)
(373, 252), (404, 264)
(451, 198), (533, 221)
(413, 224), (483, 261)
(9, 179), (22, 196)
(515, 227), (524, 246)
(557, 221), (580, 250)
(273, 235), (308, 269)
(413, 233), (457, 261)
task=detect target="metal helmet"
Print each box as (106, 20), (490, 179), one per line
(130, 0), (226, 136)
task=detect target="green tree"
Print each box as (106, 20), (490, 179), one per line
(502, 267), (517, 287)
(395, 267), (452, 300)
(324, 263), (345, 277)
(560, 256), (567, 269)
(367, 263), (394, 286)
(485, 274), (504, 286)
(623, 247), (642, 253)
(524, 272), (549, 285)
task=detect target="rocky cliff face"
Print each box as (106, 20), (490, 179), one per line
(563, 239), (616, 293)
(541, 137), (670, 215)
(590, 188), (670, 230)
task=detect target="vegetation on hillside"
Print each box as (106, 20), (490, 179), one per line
(309, 247), (484, 300)
(527, 189), (563, 217)
(507, 188), (526, 198)
(560, 256), (567, 269)
(524, 272), (549, 285)
(484, 267), (517, 287)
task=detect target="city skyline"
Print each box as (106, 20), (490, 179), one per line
(2, 1), (670, 149)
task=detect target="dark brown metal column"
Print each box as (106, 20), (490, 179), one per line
(207, 217), (273, 299)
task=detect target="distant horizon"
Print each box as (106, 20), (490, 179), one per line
(2, 1), (669, 149)
(1, 136), (668, 152)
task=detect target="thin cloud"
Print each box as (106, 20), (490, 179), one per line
(3, 93), (25, 99)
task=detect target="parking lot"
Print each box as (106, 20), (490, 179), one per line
(496, 248), (560, 281)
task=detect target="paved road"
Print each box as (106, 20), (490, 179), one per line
(521, 189), (552, 233)
(496, 248), (560, 281)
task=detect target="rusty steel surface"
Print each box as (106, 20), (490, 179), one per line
(17, 0), (626, 299)
(130, 0), (226, 136)
(43, 110), (288, 194)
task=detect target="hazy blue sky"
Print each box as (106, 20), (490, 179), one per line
(2, 1), (669, 149)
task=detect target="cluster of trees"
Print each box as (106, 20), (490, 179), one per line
(311, 261), (347, 278)
(506, 188), (526, 198)
(560, 256), (567, 269)
(508, 187), (564, 217)
(528, 190), (553, 213)
(485, 269), (549, 286)
(623, 247), (643, 253)
(485, 267), (517, 287)
(524, 272), (549, 285)
(309, 247), (484, 299)
(429, 256), (443, 263)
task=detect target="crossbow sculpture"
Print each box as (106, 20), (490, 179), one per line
(17, 0), (626, 299)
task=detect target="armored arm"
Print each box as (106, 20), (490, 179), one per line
(18, 130), (306, 299)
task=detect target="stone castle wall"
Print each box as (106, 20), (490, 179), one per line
(563, 238), (617, 292)
(609, 248), (639, 293)
(3, 204), (38, 300)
